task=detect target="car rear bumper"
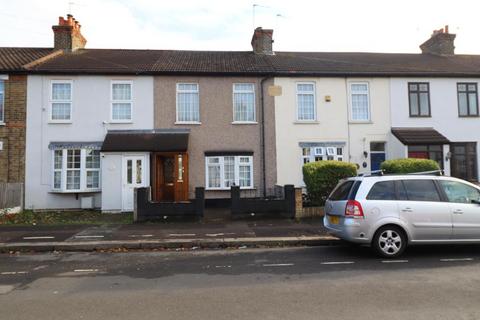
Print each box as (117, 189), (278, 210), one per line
(324, 215), (371, 244)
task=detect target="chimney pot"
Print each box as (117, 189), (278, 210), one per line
(420, 25), (455, 55)
(52, 14), (87, 51)
(251, 27), (274, 55)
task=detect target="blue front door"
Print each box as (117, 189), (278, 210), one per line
(371, 153), (386, 171)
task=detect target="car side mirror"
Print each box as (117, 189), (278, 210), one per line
(471, 199), (480, 205)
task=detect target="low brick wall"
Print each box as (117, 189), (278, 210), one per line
(296, 206), (324, 219)
(134, 187), (204, 222)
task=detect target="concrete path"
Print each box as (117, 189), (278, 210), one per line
(0, 218), (337, 252)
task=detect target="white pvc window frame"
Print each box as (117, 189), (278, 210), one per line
(232, 83), (256, 123)
(176, 83), (200, 124)
(295, 82), (316, 121)
(349, 81), (371, 122)
(110, 80), (133, 123)
(50, 80), (73, 123)
(205, 155), (254, 190)
(51, 149), (101, 193)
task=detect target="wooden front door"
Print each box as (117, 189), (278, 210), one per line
(153, 152), (189, 202)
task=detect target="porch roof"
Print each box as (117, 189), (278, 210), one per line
(391, 127), (450, 145)
(101, 129), (190, 152)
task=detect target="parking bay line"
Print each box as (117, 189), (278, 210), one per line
(23, 236), (55, 240)
(1, 271), (28, 275)
(382, 260), (409, 264)
(440, 258), (474, 262)
(168, 233), (196, 237)
(74, 235), (105, 239)
(321, 261), (355, 265)
(262, 263), (295, 267)
(74, 269), (99, 272)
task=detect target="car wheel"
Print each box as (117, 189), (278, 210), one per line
(372, 226), (407, 258)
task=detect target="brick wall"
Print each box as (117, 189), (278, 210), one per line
(0, 75), (26, 183)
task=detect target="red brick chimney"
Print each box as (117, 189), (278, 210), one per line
(52, 14), (87, 51)
(251, 27), (274, 55)
(420, 25), (456, 55)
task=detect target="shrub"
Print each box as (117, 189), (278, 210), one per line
(380, 158), (440, 174)
(303, 161), (357, 206)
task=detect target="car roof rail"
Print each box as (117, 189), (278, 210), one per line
(357, 170), (384, 177)
(406, 170), (444, 176)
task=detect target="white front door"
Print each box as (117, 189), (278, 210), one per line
(122, 155), (147, 211)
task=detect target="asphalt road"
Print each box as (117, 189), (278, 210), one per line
(1, 245), (480, 319)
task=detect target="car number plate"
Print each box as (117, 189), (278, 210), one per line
(329, 215), (340, 224)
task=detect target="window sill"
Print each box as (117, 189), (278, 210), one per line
(175, 121), (202, 125)
(50, 189), (101, 194)
(206, 187), (255, 191)
(0, 122), (5, 126)
(293, 121), (319, 124)
(109, 120), (133, 124)
(459, 115), (480, 118)
(409, 116), (431, 118)
(48, 121), (72, 124)
(349, 120), (373, 124)
(232, 121), (258, 125)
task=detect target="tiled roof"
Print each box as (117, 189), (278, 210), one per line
(391, 127), (450, 145)
(4, 46), (480, 76)
(0, 47), (55, 72)
(27, 49), (274, 75)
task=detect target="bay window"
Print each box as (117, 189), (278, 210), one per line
(205, 155), (253, 189)
(52, 149), (101, 192)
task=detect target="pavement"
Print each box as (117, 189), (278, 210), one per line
(2, 245), (480, 319)
(0, 218), (338, 252)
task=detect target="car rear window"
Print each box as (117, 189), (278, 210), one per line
(402, 179), (441, 202)
(366, 181), (396, 200)
(329, 181), (354, 201)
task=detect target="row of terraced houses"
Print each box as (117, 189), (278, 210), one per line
(1, 15), (479, 212)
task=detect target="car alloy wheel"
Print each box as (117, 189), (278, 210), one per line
(373, 226), (407, 258)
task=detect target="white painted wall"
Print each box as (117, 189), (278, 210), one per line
(25, 75), (154, 210)
(390, 78), (480, 176)
(273, 77), (391, 187)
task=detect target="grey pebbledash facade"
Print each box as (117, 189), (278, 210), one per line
(2, 15), (480, 211)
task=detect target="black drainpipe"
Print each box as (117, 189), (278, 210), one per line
(260, 76), (271, 198)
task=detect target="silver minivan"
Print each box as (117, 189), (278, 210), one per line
(324, 174), (480, 257)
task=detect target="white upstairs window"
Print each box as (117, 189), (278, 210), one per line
(51, 80), (72, 122)
(296, 82), (316, 121)
(233, 83), (256, 122)
(350, 82), (370, 121)
(177, 83), (200, 123)
(111, 81), (132, 122)
(205, 155), (253, 190)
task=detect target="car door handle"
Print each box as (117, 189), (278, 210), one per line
(453, 209), (464, 215)
(401, 208), (413, 212)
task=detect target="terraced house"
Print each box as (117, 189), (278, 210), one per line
(1, 15), (480, 212)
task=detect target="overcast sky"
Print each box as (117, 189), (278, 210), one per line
(1, 0), (480, 54)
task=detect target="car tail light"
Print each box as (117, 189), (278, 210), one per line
(345, 200), (364, 218)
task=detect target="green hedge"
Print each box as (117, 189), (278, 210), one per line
(303, 161), (357, 206)
(380, 158), (440, 174)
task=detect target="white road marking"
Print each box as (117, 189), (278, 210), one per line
(128, 234), (153, 238)
(262, 263), (294, 267)
(382, 260), (409, 264)
(1, 271), (28, 275)
(74, 235), (105, 239)
(205, 233), (235, 237)
(440, 258), (473, 262)
(74, 269), (99, 272)
(321, 261), (355, 265)
(168, 233), (196, 237)
(33, 265), (48, 271)
(215, 265), (232, 268)
(23, 236), (55, 240)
